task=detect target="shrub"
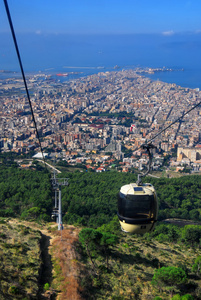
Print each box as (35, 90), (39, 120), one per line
(152, 266), (187, 297)
(181, 294), (194, 300)
(44, 283), (50, 291)
(8, 285), (20, 295)
(172, 295), (181, 300)
(192, 256), (201, 277)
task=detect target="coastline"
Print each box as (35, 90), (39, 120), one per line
(0, 66), (201, 91)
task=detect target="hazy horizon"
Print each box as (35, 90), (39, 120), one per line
(1, 1), (201, 89)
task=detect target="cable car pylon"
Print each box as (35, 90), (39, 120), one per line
(52, 169), (68, 232)
(118, 143), (158, 234)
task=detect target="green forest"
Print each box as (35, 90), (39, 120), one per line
(0, 164), (52, 221)
(1, 163), (201, 227)
(1, 161), (201, 299)
(61, 171), (201, 227)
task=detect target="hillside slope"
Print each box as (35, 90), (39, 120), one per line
(1, 218), (201, 299)
(0, 219), (42, 299)
(0, 218), (84, 300)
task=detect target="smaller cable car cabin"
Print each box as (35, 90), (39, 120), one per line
(118, 182), (158, 234)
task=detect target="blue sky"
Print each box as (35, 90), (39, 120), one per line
(1, 0), (201, 35)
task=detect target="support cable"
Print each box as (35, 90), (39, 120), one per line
(134, 99), (201, 154)
(129, 99), (201, 179)
(4, 1), (201, 168)
(3, 0), (46, 163)
(146, 100), (201, 144)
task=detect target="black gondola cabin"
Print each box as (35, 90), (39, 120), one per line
(118, 182), (158, 234)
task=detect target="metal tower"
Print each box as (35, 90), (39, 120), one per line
(52, 171), (68, 231)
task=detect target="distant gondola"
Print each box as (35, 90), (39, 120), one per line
(117, 144), (158, 234)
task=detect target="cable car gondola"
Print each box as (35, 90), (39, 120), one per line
(117, 144), (158, 234)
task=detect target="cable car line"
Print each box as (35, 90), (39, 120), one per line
(133, 99), (201, 154)
(146, 100), (201, 144)
(118, 98), (201, 234)
(3, 0), (46, 164)
(4, 0), (201, 235)
(117, 97), (201, 234)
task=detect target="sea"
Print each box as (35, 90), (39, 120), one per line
(1, 32), (201, 89)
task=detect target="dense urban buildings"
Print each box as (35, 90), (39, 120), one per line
(1, 68), (201, 172)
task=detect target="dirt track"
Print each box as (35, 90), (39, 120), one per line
(8, 220), (83, 300)
(51, 226), (83, 300)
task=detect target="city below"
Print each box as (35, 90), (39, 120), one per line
(1, 67), (201, 175)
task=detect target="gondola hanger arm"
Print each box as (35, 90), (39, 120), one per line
(137, 143), (157, 186)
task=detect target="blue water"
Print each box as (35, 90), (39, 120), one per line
(1, 33), (201, 89)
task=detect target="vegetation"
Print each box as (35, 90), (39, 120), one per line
(0, 218), (42, 299)
(1, 160), (201, 226)
(1, 216), (200, 299)
(79, 228), (119, 270)
(1, 162), (201, 298)
(0, 164), (52, 221)
(192, 256), (201, 277)
(60, 172), (201, 227)
(151, 266), (187, 297)
(146, 223), (201, 248)
(77, 223), (201, 299)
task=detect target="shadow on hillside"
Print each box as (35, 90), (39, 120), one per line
(38, 234), (56, 300)
(111, 250), (163, 269)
